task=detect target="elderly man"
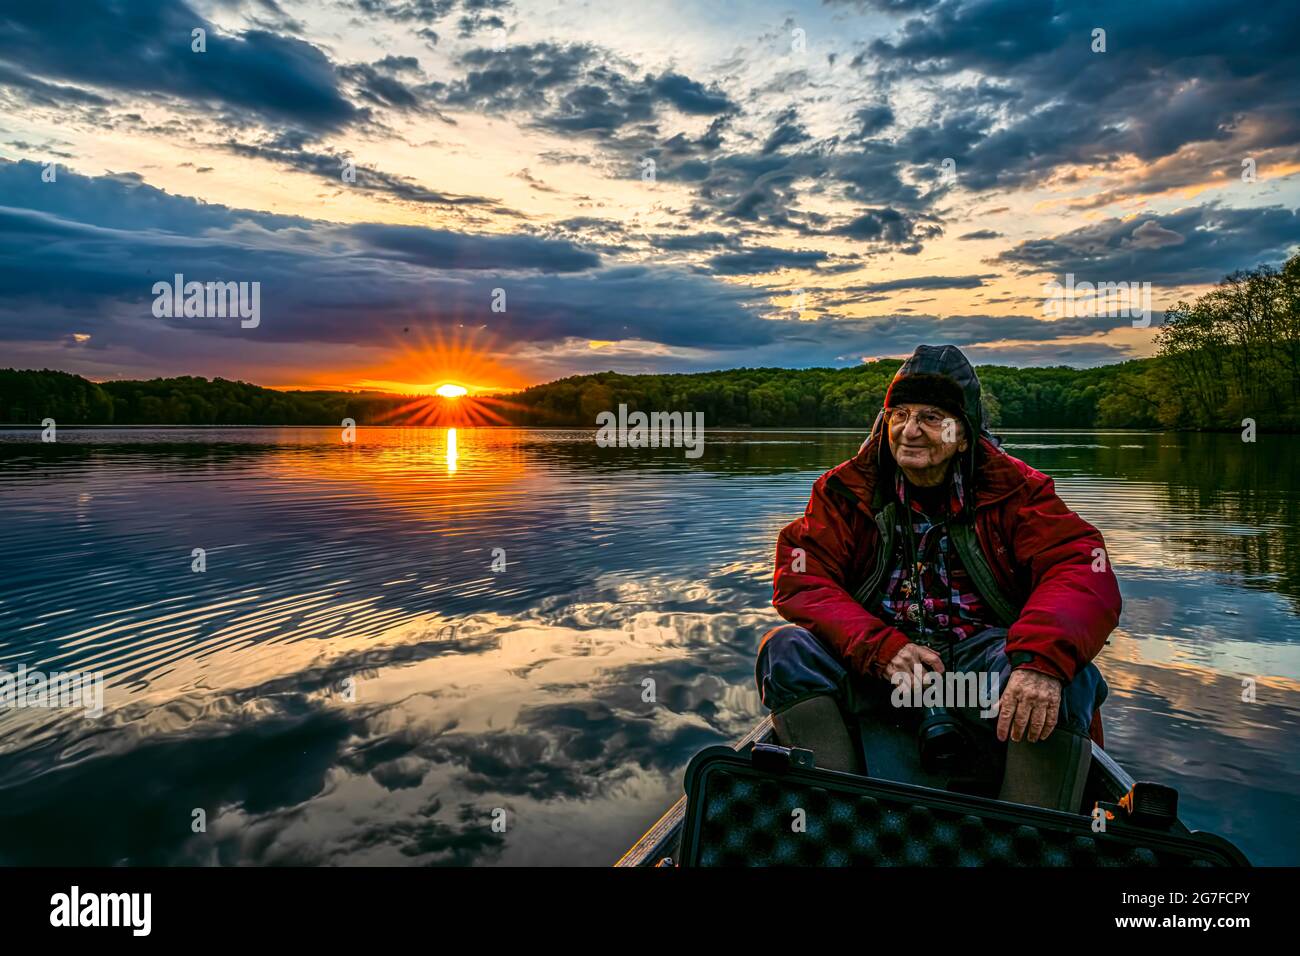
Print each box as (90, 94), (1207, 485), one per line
(756, 344), (1120, 811)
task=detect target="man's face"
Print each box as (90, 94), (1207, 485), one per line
(885, 403), (967, 475)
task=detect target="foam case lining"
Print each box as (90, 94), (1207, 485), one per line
(678, 745), (1249, 867)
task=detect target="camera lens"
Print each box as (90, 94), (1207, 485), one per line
(918, 706), (966, 772)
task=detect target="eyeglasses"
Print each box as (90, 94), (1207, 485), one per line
(883, 407), (952, 430)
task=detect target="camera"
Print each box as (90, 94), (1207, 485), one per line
(911, 638), (971, 773)
(917, 704), (968, 772)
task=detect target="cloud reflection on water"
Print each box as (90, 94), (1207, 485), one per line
(0, 427), (1296, 864)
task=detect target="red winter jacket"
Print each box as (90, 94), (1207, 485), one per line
(772, 432), (1121, 746)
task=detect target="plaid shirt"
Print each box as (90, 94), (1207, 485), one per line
(873, 466), (993, 643)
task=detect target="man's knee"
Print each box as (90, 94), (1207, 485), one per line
(956, 628), (1107, 738)
(755, 623), (848, 714)
(758, 622), (816, 655)
(756, 623), (826, 674)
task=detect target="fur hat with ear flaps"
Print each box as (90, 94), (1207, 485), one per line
(868, 344), (990, 519)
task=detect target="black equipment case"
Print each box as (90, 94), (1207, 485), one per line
(678, 743), (1250, 867)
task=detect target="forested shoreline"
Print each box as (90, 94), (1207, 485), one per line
(4, 254), (1298, 431)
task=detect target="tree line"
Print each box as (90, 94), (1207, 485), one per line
(3, 253), (1296, 430)
(0, 372), (409, 427)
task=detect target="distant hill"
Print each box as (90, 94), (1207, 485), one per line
(500, 360), (1162, 429)
(0, 370), (410, 427)
(0, 360), (1162, 429)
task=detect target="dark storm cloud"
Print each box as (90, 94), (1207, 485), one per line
(346, 222), (599, 271)
(9, 0), (1288, 282)
(220, 140), (508, 211)
(339, 63), (425, 112)
(0, 0), (361, 133)
(0, 159), (585, 291)
(457, 12), (506, 37)
(959, 229), (1003, 240)
(0, 160), (769, 357)
(667, 152), (816, 221)
(650, 232), (740, 252)
(857, 0), (1300, 194)
(847, 105), (895, 138)
(211, 0), (306, 34)
(647, 90), (929, 237)
(429, 43), (601, 111)
(655, 117), (728, 158)
(833, 207), (943, 252)
(824, 0), (942, 12)
(350, 0), (453, 21)
(549, 216), (625, 235)
(657, 0), (1298, 250)
(348, 0), (508, 24)
(786, 312), (1128, 352)
(993, 204), (1300, 284)
(652, 73), (735, 116)
(373, 56), (422, 75)
(654, 134), (941, 246)
(426, 43), (735, 137)
(5, 141), (76, 160)
(707, 247), (830, 275)
(761, 108), (812, 155)
(0, 159), (311, 235)
(852, 274), (999, 292)
(337, 57), (449, 116)
(0, 161), (1132, 375)
(523, 309), (1139, 379)
(825, 141), (929, 209)
(0, 64), (112, 109)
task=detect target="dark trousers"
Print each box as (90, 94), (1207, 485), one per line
(755, 623), (1107, 784)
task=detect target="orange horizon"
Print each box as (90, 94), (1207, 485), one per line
(264, 379), (524, 397)
(227, 325), (534, 397)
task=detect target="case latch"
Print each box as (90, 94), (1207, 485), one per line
(751, 742), (816, 772)
(1094, 781), (1179, 830)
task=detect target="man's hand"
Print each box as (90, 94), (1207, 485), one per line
(884, 642), (944, 690)
(996, 669), (1062, 743)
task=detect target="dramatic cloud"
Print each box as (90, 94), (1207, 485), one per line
(427, 42), (735, 137)
(652, 73), (735, 116)
(993, 205), (1300, 284)
(0, 0), (362, 132)
(348, 0), (511, 25)
(2, 0), (1297, 381)
(857, 0), (1300, 194)
(0, 160), (763, 357)
(706, 246), (829, 275)
(851, 274), (998, 292)
(345, 222), (599, 271)
(833, 207), (943, 252)
(220, 137), (510, 211)
(0, 161), (1140, 380)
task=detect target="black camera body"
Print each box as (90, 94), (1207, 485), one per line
(917, 704), (969, 772)
(908, 635), (972, 773)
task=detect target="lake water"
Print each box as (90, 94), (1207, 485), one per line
(0, 427), (1296, 866)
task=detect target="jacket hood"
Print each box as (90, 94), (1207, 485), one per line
(865, 344), (992, 518)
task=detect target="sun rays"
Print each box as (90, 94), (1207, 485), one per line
(371, 324), (530, 427)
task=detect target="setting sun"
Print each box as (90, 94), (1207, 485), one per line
(435, 384), (468, 399)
